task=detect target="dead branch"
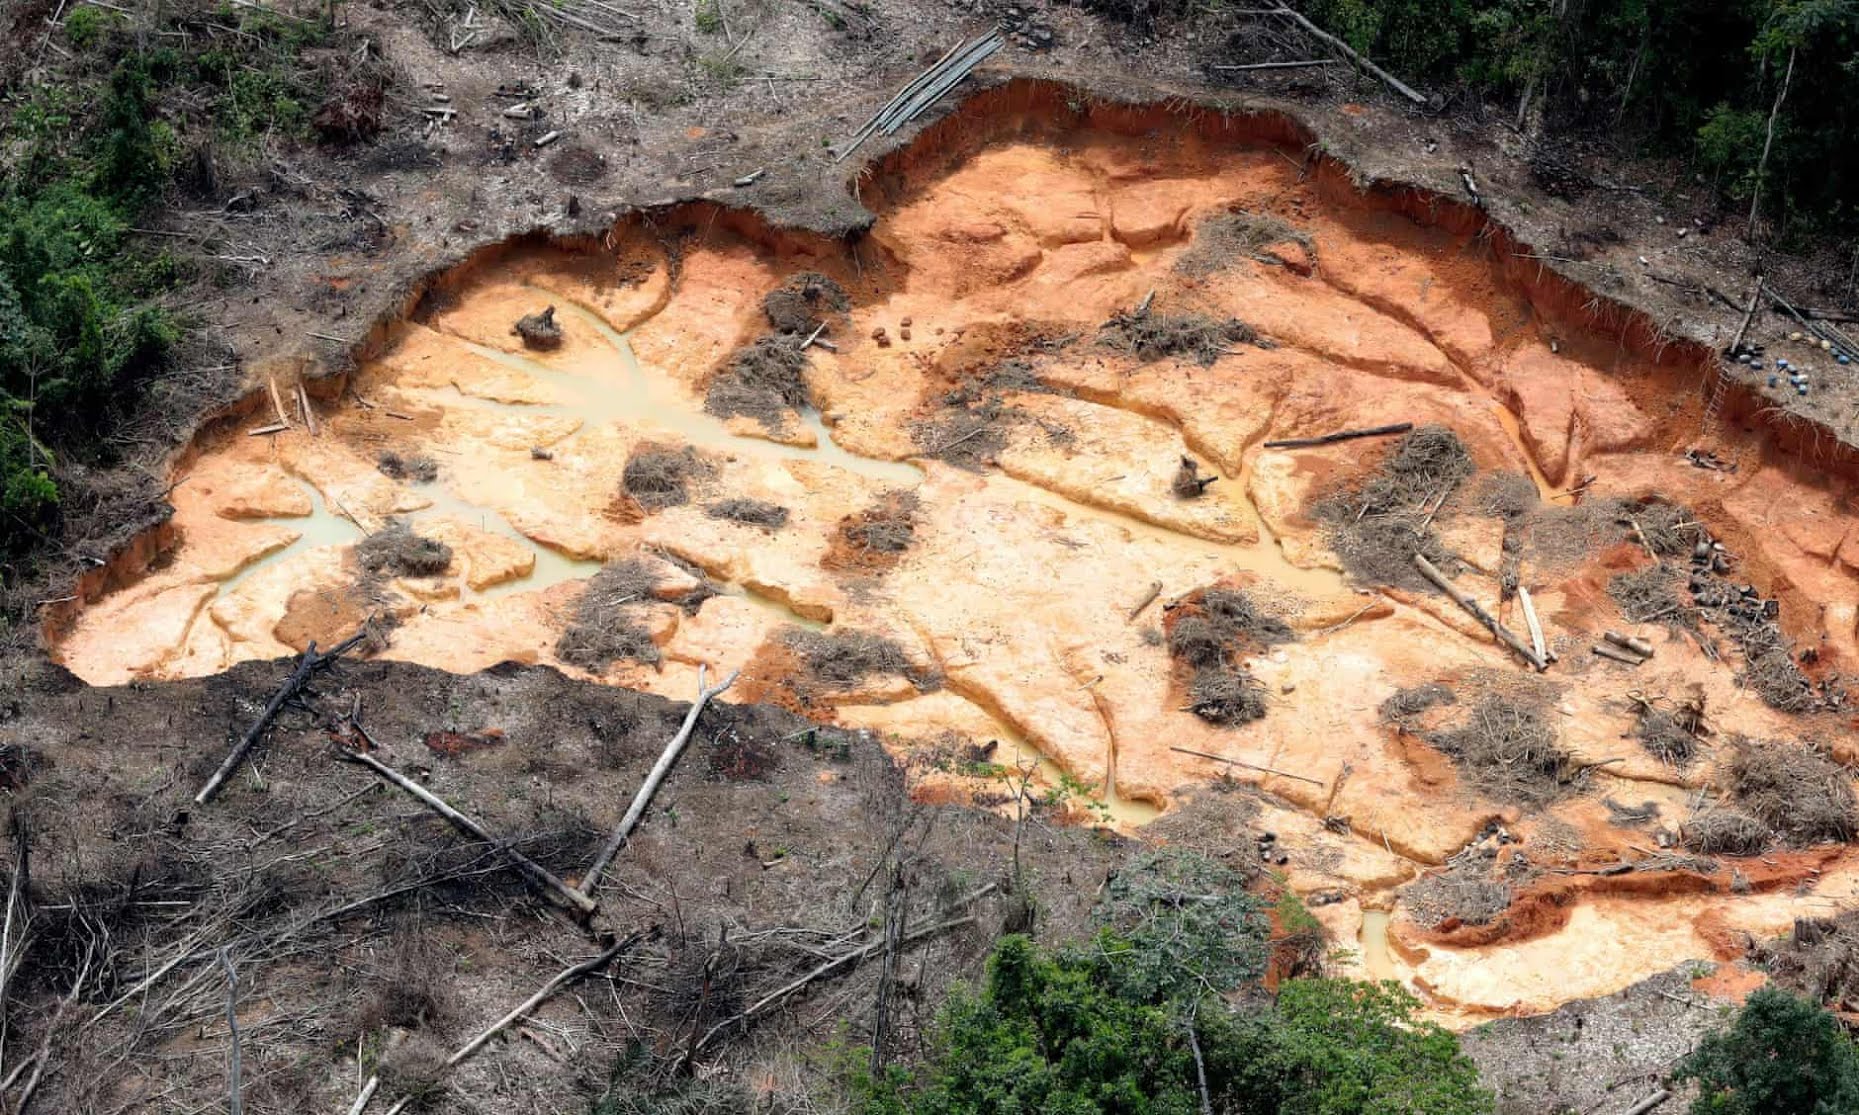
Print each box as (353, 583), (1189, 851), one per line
(1263, 422), (1413, 449)
(1518, 585), (1549, 664)
(1127, 581), (1163, 622)
(1413, 555), (1547, 670)
(219, 948), (243, 1115)
(1211, 58), (1336, 71)
(577, 664), (740, 899)
(1169, 746), (1325, 786)
(357, 930), (648, 1115)
(1625, 1089), (1671, 1115)
(1265, 5), (1427, 105)
(1726, 276), (1763, 356)
(337, 743), (597, 918)
(195, 631), (370, 805)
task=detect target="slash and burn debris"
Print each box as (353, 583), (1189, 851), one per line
(511, 305), (563, 350)
(555, 559), (670, 671)
(1175, 210), (1315, 275)
(822, 490), (920, 574)
(357, 521), (454, 580)
(1427, 692), (1576, 805)
(1315, 425), (1475, 592)
(377, 450), (439, 483)
(704, 498), (790, 529)
(1166, 586), (1290, 726)
(1098, 300), (1272, 365)
(622, 443), (716, 513)
(761, 271), (850, 335)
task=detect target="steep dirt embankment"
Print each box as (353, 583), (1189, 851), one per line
(43, 80), (1859, 1022)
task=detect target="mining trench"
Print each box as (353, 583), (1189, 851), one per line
(49, 86), (1859, 1023)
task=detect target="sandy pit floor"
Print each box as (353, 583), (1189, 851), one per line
(55, 127), (1859, 1022)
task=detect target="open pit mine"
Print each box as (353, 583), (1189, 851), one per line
(51, 85), (1859, 1024)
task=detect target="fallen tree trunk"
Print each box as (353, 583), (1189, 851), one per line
(1517, 585), (1551, 663)
(338, 743), (597, 917)
(1413, 555), (1547, 670)
(1263, 422), (1413, 449)
(1268, 6), (1428, 105)
(1169, 746), (1324, 787)
(195, 631), (370, 805)
(578, 664), (739, 900)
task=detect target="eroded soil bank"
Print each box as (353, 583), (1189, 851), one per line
(52, 86), (1859, 1022)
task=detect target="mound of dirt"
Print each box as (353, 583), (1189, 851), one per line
(761, 272), (850, 335)
(554, 560), (665, 671)
(622, 444), (715, 513)
(1175, 210), (1314, 275)
(356, 521), (453, 579)
(704, 336), (812, 426)
(1098, 302), (1271, 365)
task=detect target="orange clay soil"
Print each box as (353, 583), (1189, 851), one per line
(49, 100), (1859, 1023)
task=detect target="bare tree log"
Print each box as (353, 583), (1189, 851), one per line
(1263, 422), (1413, 448)
(1625, 1089), (1671, 1115)
(1127, 581), (1163, 621)
(1268, 6), (1427, 105)
(195, 630), (370, 805)
(345, 1075), (379, 1115)
(1212, 58), (1335, 71)
(696, 913), (976, 1054)
(337, 744), (597, 917)
(1413, 555), (1547, 670)
(1518, 585), (1550, 663)
(219, 948), (243, 1115)
(1603, 631), (1655, 658)
(1747, 46), (1796, 238)
(1169, 746), (1325, 786)
(578, 664), (740, 899)
(1726, 276), (1764, 356)
(1593, 643), (1646, 666)
(448, 931), (646, 1066)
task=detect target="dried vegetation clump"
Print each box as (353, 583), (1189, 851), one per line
(555, 559), (666, 671)
(1316, 425), (1475, 591)
(703, 498), (789, 530)
(1404, 862), (1514, 930)
(761, 271), (849, 335)
(1680, 809), (1774, 856)
(376, 1035), (451, 1111)
(783, 627), (917, 692)
(823, 490), (920, 573)
(1607, 566), (1694, 628)
(1175, 210), (1315, 275)
(356, 521), (454, 579)
(622, 444), (715, 512)
(1098, 303), (1272, 365)
(1429, 693), (1576, 804)
(376, 450), (438, 483)
(1379, 683), (1457, 727)
(704, 336), (812, 426)
(1724, 736), (1856, 846)
(1167, 587), (1290, 726)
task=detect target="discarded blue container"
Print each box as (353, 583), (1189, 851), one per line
(1841, 355), (1852, 365)
(1777, 358), (1790, 368)
(1752, 361), (1764, 369)
(1769, 376), (1779, 387)
(1798, 385), (1810, 395)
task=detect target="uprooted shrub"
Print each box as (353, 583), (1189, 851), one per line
(377, 1035), (450, 1111)
(1098, 303), (1272, 365)
(1167, 586), (1290, 726)
(761, 271), (849, 334)
(703, 498), (789, 530)
(356, 521), (453, 579)
(1633, 696), (1704, 766)
(554, 560), (664, 671)
(1429, 693), (1576, 804)
(1725, 736), (1856, 846)
(703, 336), (811, 426)
(1315, 425), (1475, 591)
(622, 444), (714, 512)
